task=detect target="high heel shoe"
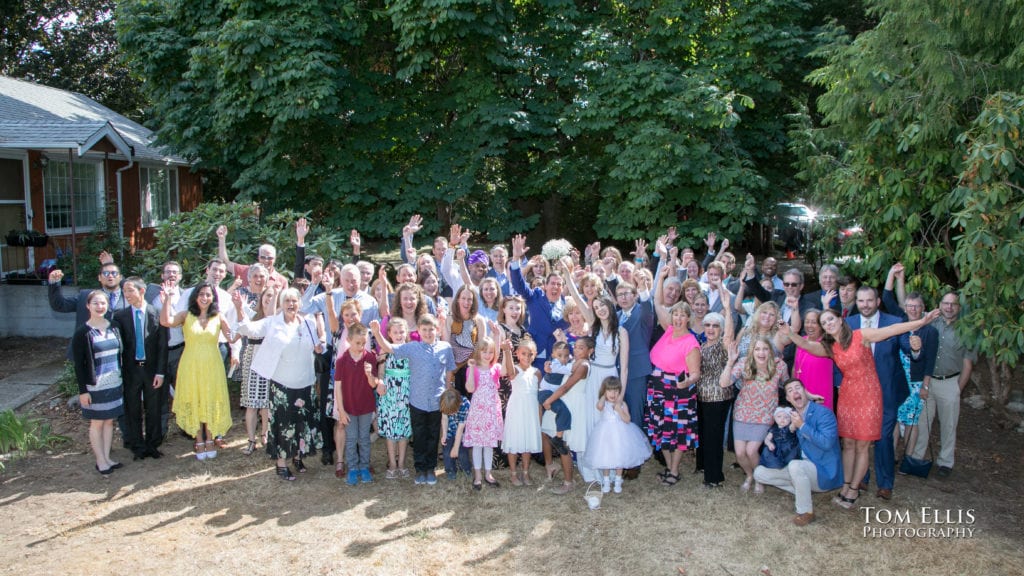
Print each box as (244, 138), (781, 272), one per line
(242, 439), (257, 455)
(276, 465), (296, 481)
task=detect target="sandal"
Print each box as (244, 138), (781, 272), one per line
(335, 461), (347, 479)
(276, 465), (296, 481)
(293, 457), (307, 473)
(833, 487), (858, 510)
(661, 473), (680, 486)
(656, 468), (671, 481)
(753, 482), (765, 494)
(204, 440), (217, 459)
(194, 441), (207, 461)
(242, 439), (257, 455)
(214, 436), (228, 449)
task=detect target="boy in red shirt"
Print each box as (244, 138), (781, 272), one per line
(334, 323), (379, 485)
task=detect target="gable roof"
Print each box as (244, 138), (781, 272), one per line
(0, 76), (190, 165)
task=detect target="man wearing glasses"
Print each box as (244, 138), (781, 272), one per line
(909, 292), (975, 479)
(48, 260), (129, 328)
(216, 224), (288, 290)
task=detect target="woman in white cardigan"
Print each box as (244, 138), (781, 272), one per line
(234, 288), (325, 481)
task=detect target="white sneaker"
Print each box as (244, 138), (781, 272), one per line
(601, 476), (611, 493)
(613, 475), (623, 493)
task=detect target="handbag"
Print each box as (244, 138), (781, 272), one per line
(899, 395), (933, 478)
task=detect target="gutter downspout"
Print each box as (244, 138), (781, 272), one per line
(115, 148), (134, 264)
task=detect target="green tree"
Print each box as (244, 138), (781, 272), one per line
(795, 0), (1024, 403)
(0, 0), (147, 120)
(118, 0), (823, 247)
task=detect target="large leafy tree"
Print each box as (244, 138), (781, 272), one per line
(118, 0), (820, 245)
(1, 0), (147, 120)
(795, 0), (1024, 403)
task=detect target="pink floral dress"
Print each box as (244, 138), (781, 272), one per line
(463, 364), (504, 447)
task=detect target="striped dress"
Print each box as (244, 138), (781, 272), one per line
(82, 327), (125, 420)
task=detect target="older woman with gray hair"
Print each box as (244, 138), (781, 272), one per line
(233, 287), (325, 481)
(695, 305), (735, 488)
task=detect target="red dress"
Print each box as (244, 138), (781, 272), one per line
(831, 330), (882, 441)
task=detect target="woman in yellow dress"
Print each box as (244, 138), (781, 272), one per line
(161, 281), (233, 460)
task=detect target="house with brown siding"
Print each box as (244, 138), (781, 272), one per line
(0, 76), (202, 280)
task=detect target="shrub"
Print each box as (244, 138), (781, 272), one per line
(0, 410), (69, 471)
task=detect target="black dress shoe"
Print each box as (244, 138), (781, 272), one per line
(321, 452), (335, 466)
(133, 452), (148, 461)
(147, 449), (164, 459)
(109, 462), (124, 470)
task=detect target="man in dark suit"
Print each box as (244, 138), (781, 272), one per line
(113, 276), (168, 460)
(48, 262), (128, 328)
(846, 286), (912, 499)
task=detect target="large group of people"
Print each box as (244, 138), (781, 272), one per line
(51, 216), (976, 526)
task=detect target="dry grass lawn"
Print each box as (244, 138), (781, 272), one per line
(1, 334), (1022, 575)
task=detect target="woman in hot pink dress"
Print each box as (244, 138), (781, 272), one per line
(791, 309), (836, 411)
(786, 308), (939, 509)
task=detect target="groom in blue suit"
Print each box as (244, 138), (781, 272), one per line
(846, 286), (911, 499)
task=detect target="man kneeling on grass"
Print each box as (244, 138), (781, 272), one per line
(754, 379), (843, 526)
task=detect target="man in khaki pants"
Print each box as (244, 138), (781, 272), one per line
(911, 291), (976, 478)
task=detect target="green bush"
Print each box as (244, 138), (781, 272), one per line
(57, 206), (141, 285)
(0, 410), (69, 471)
(55, 361), (77, 398)
(136, 203), (350, 286)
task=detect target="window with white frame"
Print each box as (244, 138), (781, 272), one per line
(43, 160), (105, 233)
(140, 166), (179, 227)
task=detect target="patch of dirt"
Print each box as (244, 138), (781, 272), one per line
(0, 337), (67, 380)
(1, 336), (1022, 574)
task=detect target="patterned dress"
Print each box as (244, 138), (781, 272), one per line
(463, 364), (504, 447)
(646, 329), (701, 452)
(79, 326), (124, 420)
(731, 358), (789, 442)
(239, 337), (270, 409)
(377, 353), (412, 440)
(832, 330), (883, 441)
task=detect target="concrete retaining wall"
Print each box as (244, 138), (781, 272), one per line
(0, 284), (77, 337)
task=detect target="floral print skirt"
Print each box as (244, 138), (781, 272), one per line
(266, 381), (323, 460)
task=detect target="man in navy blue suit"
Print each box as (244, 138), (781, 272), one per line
(846, 286), (912, 499)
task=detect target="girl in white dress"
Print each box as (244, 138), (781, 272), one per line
(502, 338), (542, 485)
(576, 296), (629, 482)
(583, 376), (652, 493)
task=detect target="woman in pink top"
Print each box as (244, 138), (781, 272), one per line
(792, 309), (835, 411)
(646, 296), (702, 487)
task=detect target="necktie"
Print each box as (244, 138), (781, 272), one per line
(135, 309), (146, 361)
(865, 316), (876, 354)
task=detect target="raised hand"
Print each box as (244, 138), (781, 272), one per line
(296, 217), (309, 243)
(98, 250), (113, 266)
(720, 238), (730, 253)
(633, 238), (648, 259)
(743, 253), (756, 276)
(350, 229), (361, 249)
(704, 232), (716, 251)
(666, 226), (678, 245)
(48, 269), (64, 284)
(512, 234), (529, 260)
(404, 214), (423, 236)
(321, 270), (335, 291)
(216, 224), (227, 239)
(821, 289), (837, 309)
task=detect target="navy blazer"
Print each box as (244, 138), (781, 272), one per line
(846, 312), (912, 408)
